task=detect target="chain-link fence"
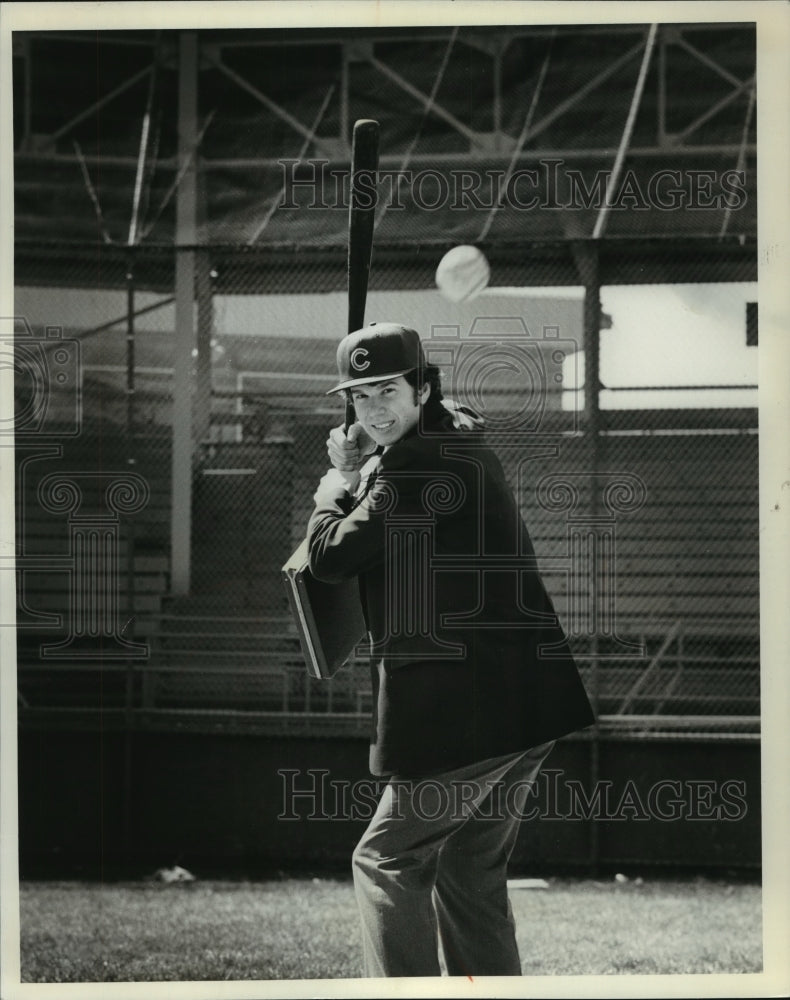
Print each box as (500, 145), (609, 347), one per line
(13, 239), (758, 743)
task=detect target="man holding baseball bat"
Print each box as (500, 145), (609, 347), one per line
(307, 321), (594, 978)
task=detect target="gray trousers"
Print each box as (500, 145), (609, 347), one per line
(352, 740), (555, 978)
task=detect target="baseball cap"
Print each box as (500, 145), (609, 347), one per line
(327, 322), (426, 394)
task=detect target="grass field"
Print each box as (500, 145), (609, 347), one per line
(18, 876), (761, 982)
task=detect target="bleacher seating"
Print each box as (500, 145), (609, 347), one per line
(16, 411), (759, 727)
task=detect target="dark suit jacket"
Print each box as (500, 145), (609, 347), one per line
(308, 404), (594, 776)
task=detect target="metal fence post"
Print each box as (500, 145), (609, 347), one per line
(172, 31), (199, 596)
(576, 241), (603, 875)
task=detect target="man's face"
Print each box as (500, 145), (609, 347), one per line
(350, 376), (429, 448)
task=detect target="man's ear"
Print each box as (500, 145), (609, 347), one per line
(419, 383), (431, 404)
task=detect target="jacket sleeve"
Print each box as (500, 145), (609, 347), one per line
(307, 442), (426, 584)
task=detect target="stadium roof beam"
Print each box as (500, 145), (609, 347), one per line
(672, 29), (748, 89)
(50, 65), (153, 144)
(517, 39), (646, 147)
(12, 24), (757, 244)
(657, 30), (668, 148)
(13, 25), (757, 165)
(593, 25), (658, 239)
(719, 81), (756, 239)
(673, 75), (755, 146)
(246, 83), (336, 245)
(203, 47), (340, 160)
(14, 142), (758, 172)
(367, 53), (490, 151)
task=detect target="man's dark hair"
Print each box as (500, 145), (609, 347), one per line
(343, 366), (444, 407)
(404, 365), (443, 405)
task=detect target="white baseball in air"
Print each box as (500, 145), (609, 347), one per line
(435, 245), (490, 302)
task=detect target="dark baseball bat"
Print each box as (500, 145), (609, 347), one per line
(345, 118), (380, 431)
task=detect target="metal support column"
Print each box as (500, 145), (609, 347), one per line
(171, 31), (198, 595)
(575, 241), (603, 875)
(123, 256), (138, 860)
(194, 250), (213, 450)
(193, 141), (213, 451)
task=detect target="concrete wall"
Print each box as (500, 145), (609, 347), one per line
(17, 727), (760, 877)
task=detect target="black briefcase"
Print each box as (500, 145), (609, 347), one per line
(282, 538), (367, 679)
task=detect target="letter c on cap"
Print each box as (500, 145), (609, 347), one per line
(350, 347), (370, 372)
